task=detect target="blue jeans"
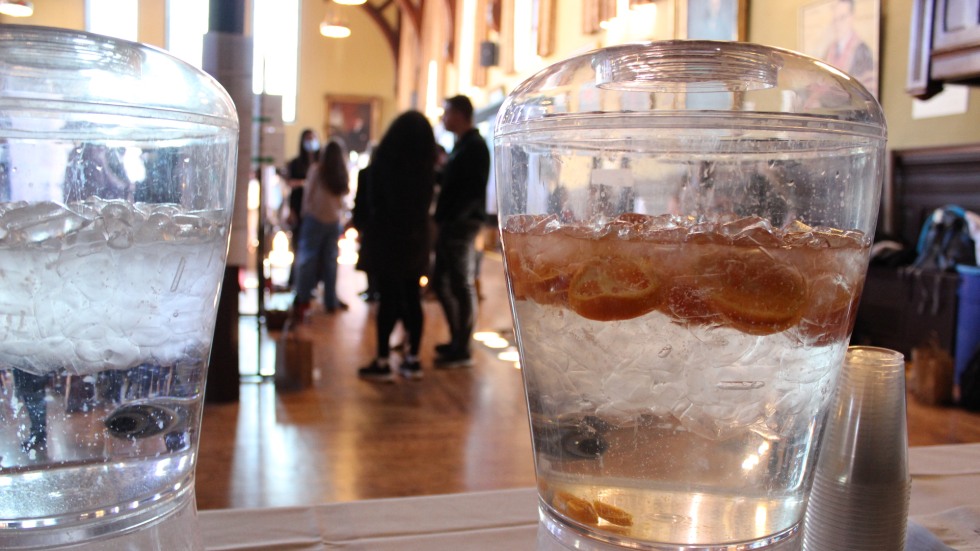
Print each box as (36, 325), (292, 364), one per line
(294, 216), (342, 310)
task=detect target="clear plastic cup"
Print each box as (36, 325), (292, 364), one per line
(494, 41), (886, 549)
(802, 346), (910, 550)
(0, 25), (238, 548)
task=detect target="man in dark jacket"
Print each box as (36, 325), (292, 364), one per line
(432, 95), (490, 367)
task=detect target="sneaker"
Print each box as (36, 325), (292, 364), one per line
(435, 342), (454, 356)
(434, 350), (473, 369)
(399, 360), (423, 380)
(358, 361), (394, 382)
(21, 433), (47, 454)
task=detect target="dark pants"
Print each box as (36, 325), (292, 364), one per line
(13, 369), (48, 448)
(376, 276), (424, 358)
(433, 222), (481, 354)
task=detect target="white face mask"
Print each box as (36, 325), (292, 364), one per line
(303, 139), (319, 153)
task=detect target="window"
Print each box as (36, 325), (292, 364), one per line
(252, 0), (299, 123)
(167, 0), (209, 68)
(86, 0), (138, 42)
(84, 0), (297, 122)
(513, 0), (541, 74)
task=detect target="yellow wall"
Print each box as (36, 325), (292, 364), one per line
(0, 0), (160, 48)
(432, 0), (980, 152)
(138, 0), (165, 49)
(1, 1), (398, 160)
(749, 0), (980, 150)
(293, 0), (396, 157)
(6, 0), (978, 155)
(466, 0), (676, 113)
(0, 0), (83, 29)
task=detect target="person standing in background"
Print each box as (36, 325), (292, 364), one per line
(431, 96), (490, 368)
(13, 369), (48, 455)
(349, 145), (380, 302)
(285, 129), (319, 288)
(292, 140), (349, 321)
(357, 111), (437, 381)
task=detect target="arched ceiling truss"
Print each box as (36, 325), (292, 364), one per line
(356, 0), (458, 63)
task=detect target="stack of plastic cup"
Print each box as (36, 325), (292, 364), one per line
(802, 346), (910, 550)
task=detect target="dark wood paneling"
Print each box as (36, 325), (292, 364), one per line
(889, 143), (980, 248)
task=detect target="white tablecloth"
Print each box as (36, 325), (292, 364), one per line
(199, 444), (980, 550)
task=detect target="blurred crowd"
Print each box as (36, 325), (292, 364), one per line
(272, 95), (491, 382)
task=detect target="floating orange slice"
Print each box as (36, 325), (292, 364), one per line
(704, 250), (807, 335)
(552, 491), (598, 525)
(593, 500), (634, 527)
(666, 283), (724, 326)
(568, 257), (662, 322)
(523, 260), (572, 305)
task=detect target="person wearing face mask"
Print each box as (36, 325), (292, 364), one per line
(285, 129), (320, 288)
(293, 140), (351, 320)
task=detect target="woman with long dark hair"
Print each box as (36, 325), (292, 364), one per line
(357, 111), (437, 381)
(293, 140), (350, 320)
(285, 129), (319, 288)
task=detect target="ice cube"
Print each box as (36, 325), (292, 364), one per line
(503, 214), (559, 234)
(721, 216), (773, 237)
(101, 201), (136, 250)
(0, 202), (90, 243)
(724, 216), (782, 247)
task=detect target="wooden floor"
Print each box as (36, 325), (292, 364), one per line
(195, 249), (980, 511)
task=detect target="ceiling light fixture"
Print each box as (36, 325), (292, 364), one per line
(0, 0), (34, 17)
(333, 0), (366, 5)
(320, 20), (351, 38)
(320, 1), (351, 38)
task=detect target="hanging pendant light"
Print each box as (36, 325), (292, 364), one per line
(320, 20), (351, 38)
(0, 0), (34, 17)
(320, 1), (351, 38)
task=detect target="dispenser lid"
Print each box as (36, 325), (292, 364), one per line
(0, 25), (238, 135)
(496, 41), (885, 139)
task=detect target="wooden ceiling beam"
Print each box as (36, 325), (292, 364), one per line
(443, 0), (455, 59)
(393, 0), (421, 35)
(358, 0), (401, 61)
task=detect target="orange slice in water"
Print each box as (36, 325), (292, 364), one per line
(705, 251), (807, 335)
(568, 257), (662, 322)
(552, 491), (598, 525)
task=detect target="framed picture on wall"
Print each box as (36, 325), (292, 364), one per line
(680, 0), (748, 41)
(324, 95), (380, 156)
(799, 0), (880, 98)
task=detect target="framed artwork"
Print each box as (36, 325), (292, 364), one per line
(799, 0), (880, 98)
(323, 95), (380, 155)
(680, 0), (748, 41)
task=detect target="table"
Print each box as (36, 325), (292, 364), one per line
(198, 444), (980, 550)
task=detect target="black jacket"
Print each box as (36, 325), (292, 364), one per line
(364, 160), (434, 279)
(434, 128), (490, 229)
